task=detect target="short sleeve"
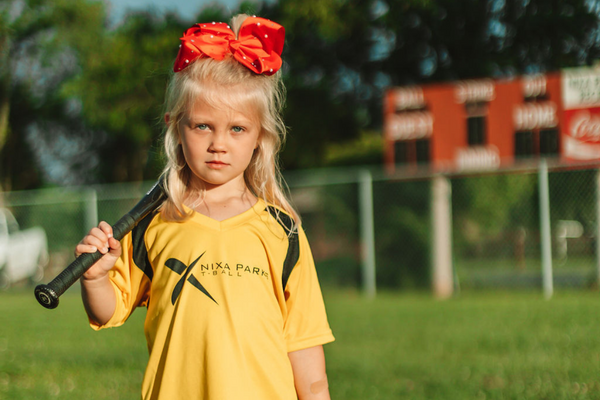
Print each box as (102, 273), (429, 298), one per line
(283, 228), (335, 352)
(89, 231), (151, 330)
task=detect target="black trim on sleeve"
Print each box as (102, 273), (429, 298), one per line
(266, 206), (300, 289)
(131, 211), (156, 281)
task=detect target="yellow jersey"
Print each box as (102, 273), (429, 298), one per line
(91, 199), (334, 399)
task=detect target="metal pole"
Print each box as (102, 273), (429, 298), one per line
(431, 175), (453, 299)
(85, 189), (98, 234)
(539, 160), (553, 299)
(358, 169), (376, 299)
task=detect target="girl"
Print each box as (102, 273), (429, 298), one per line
(77, 14), (334, 400)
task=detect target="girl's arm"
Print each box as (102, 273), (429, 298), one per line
(81, 273), (117, 325)
(77, 221), (121, 325)
(288, 345), (331, 400)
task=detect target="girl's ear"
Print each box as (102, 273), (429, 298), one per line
(255, 131), (262, 150)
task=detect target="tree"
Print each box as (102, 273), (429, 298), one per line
(259, 0), (383, 168)
(0, 0), (106, 190)
(491, 0), (600, 73)
(61, 12), (177, 182)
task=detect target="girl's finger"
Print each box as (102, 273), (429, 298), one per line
(98, 221), (114, 239)
(82, 235), (109, 252)
(75, 243), (99, 257)
(108, 237), (120, 250)
(89, 227), (108, 242)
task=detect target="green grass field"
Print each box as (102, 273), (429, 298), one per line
(2, 287), (600, 399)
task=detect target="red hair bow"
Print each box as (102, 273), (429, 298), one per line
(173, 17), (285, 75)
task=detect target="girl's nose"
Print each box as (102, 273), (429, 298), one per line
(208, 132), (227, 152)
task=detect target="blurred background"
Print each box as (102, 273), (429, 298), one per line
(4, 0), (600, 398)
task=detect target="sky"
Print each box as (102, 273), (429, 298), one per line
(105, 0), (259, 22)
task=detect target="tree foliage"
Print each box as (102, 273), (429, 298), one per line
(0, 0), (106, 190)
(4, 0), (600, 185)
(60, 12), (183, 182)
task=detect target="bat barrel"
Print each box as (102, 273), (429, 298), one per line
(34, 180), (166, 309)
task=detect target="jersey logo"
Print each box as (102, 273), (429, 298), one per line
(165, 253), (218, 305)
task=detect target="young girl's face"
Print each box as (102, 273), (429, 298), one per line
(178, 98), (260, 192)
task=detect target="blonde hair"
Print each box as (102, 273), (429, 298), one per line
(160, 14), (299, 227)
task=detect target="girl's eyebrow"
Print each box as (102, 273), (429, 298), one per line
(230, 119), (251, 126)
(186, 114), (211, 123)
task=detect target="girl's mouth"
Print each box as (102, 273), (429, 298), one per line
(207, 161), (227, 169)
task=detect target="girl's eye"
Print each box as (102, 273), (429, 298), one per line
(232, 126), (244, 133)
(196, 124), (209, 130)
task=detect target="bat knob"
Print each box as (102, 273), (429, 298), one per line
(34, 284), (59, 309)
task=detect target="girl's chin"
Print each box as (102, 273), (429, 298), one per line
(190, 174), (245, 190)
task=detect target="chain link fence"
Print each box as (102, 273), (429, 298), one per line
(1, 165), (599, 294)
(0, 182), (157, 284)
(452, 168), (598, 290)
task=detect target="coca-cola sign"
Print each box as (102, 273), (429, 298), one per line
(564, 107), (600, 161)
(569, 110), (600, 142)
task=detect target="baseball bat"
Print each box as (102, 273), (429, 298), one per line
(34, 179), (167, 309)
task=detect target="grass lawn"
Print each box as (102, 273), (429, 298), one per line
(2, 287), (600, 399)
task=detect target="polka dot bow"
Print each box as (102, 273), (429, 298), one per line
(173, 17), (285, 75)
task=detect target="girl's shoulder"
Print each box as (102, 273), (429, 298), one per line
(261, 200), (297, 234)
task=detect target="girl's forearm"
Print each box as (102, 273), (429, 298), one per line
(81, 274), (117, 326)
(288, 345), (331, 400)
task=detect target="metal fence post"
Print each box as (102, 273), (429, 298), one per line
(85, 189), (98, 235)
(358, 169), (376, 299)
(431, 175), (453, 299)
(539, 160), (553, 299)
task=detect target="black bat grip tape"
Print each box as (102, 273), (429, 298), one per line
(34, 251), (104, 309)
(34, 214), (136, 309)
(34, 182), (165, 309)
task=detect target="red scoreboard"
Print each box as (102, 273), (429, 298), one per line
(383, 66), (600, 173)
